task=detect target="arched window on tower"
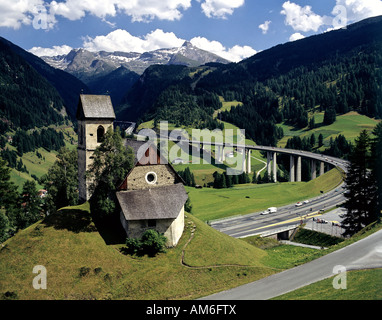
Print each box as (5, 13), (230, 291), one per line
(97, 125), (105, 143)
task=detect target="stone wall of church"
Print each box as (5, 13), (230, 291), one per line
(125, 164), (177, 190)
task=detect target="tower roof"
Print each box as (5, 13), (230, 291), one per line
(76, 94), (116, 120)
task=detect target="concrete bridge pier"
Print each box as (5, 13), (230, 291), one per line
(272, 152), (277, 182)
(289, 155), (295, 182)
(267, 152), (272, 176)
(296, 156), (302, 182)
(320, 161), (325, 176)
(311, 160), (317, 180)
(241, 148), (247, 172)
(216, 145), (222, 164)
(246, 149), (251, 173)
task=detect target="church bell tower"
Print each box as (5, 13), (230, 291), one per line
(76, 94), (116, 202)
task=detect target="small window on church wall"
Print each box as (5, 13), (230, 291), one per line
(97, 126), (105, 143)
(145, 172), (157, 184)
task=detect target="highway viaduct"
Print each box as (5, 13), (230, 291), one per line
(165, 137), (349, 181)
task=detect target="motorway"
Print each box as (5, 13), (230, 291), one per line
(211, 182), (347, 238)
(210, 150), (349, 238)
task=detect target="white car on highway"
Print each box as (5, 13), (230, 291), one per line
(261, 207), (277, 215)
(295, 202), (303, 207)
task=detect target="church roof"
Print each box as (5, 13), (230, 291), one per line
(76, 94), (116, 120)
(116, 183), (188, 221)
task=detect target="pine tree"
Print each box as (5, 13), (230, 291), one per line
(309, 116), (315, 129)
(323, 107), (336, 125)
(0, 156), (19, 239)
(371, 122), (382, 220)
(18, 180), (42, 229)
(342, 130), (378, 237)
(41, 147), (79, 214)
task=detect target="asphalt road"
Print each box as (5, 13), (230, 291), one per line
(201, 228), (382, 300)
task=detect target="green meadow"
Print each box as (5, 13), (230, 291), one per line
(8, 125), (77, 191)
(277, 111), (380, 148)
(186, 168), (343, 222)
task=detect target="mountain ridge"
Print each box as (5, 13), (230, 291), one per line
(40, 41), (231, 83)
(116, 15), (382, 147)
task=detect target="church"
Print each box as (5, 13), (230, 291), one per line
(76, 94), (188, 247)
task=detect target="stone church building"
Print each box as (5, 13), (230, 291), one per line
(76, 94), (188, 247)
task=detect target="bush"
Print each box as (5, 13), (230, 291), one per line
(125, 237), (142, 255)
(3, 291), (18, 300)
(141, 229), (167, 256)
(125, 229), (167, 256)
(79, 266), (91, 277)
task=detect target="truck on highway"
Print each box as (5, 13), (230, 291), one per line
(261, 207), (277, 215)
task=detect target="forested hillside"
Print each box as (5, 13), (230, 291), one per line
(0, 37), (77, 188)
(0, 40), (66, 130)
(117, 16), (382, 147)
(0, 37), (89, 121)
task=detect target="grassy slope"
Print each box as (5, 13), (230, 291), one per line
(8, 125), (77, 191)
(0, 203), (278, 300)
(2, 202), (379, 300)
(277, 111), (381, 148)
(187, 168), (343, 221)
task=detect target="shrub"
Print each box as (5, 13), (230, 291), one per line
(94, 267), (103, 274)
(125, 229), (167, 256)
(125, 237), (142, 254)
(3, 291), (18, 300)
(141, 229), (167, 256)
(79, 266), (91, 277)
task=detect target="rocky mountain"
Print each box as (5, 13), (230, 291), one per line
(41, 41), (231, 82)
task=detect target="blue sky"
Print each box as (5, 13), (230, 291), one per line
(1, 0), (382, 62)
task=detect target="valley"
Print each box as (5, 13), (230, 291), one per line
(0, 14), (381, 302)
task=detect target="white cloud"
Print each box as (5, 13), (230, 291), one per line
(50, 0), (117, 21)
(289, 32), (305, 41)
(0, 0), (193, 29)
(78, 29), (256, 62)
(225, 45), (257, 62)
(190, 36), (256, 62)
(49, 0), (192, 22)
(117, 0), (192, 22)
(280, 1), (324, 32)
(29, 44), (73, 57)
(281, 0), (382, 36)
(258, 20), (271, 34)
(0, 0), (45, 29)
(334, 0), (382, 23)
(199, 0), (245, 19)
(82, 29), (185, 53)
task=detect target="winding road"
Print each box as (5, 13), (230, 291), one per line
(201, 228), (382, 300)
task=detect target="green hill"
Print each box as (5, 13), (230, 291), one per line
(278, 111), (381, 148)
(0, 203), (278, 300)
